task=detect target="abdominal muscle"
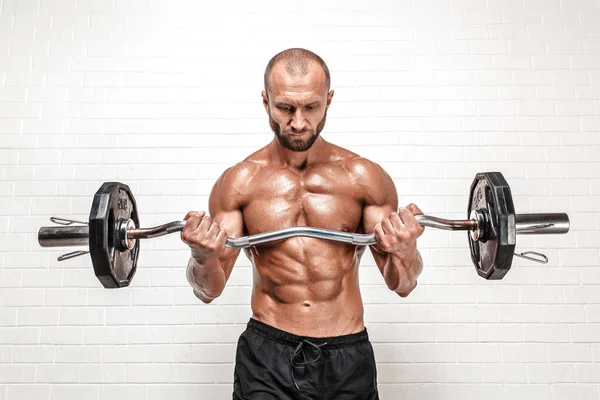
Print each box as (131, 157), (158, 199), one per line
(247, 238), (366, 337)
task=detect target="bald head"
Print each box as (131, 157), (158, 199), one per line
(263, 48), (331, 96)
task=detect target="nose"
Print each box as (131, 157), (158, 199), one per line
(290, 109), (308, 133)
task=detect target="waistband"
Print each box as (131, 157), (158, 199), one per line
(245, 318), (369, 348)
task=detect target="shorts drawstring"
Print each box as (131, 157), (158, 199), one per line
(290, 339), (328, 389)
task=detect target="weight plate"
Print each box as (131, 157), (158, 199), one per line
(467, 172), (516, 280)
(89, 182), (140, 288)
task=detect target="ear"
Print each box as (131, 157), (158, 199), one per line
(261, 90), (269, 113)
(326, 90), (334, 107)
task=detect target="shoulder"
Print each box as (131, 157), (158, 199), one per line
(211, 160), (261, 208)
(220, 160), (261, 186)
(343, 156), (389, 184)
(324, 142), (383, 178)
(343, 156), (397, 205)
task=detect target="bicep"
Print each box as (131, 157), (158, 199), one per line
(363, 202), (395, 271)
(360, 163), (398, 270)
(213, 209), (244, 281)
(208, 167), (246, 281)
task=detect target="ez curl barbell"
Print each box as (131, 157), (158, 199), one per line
(38, 172), (570, 288)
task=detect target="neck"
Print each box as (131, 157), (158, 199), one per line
(270, 136), (327, 170)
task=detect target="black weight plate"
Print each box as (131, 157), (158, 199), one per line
(89, 182), (139, 288)
(467, 172), (516, 280)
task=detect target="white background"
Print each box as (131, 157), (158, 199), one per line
(1, 0), (599, 399)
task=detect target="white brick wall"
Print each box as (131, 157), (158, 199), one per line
(0, 0), (599, 398)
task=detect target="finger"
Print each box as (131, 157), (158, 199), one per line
(216, 228), (228, 246)
(184, 211), (205, 221)
(406, 204), (426, 234)
(373, 223), (382, 240)
(195, 215), (214, 234)
(406, 203), (424, 215)
(389, 212), (405, 231)
(205, 220), (221, 238)
(381, 217), (394, 235)
(374, 223), (386, 244)
(399, 207), (420, 230)
(183, 214), (203, 233)
(375, 224), (392, 251)
(181, 215), (203, 243)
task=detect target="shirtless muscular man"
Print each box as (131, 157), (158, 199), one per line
(182, 48), (425, 400)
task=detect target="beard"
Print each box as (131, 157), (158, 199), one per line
(269, 109), (328, 152)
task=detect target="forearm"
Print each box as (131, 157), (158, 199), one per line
(382, 249), (423, 297)
(186, 255), (226, 303)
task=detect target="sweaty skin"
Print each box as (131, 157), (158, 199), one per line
(185, 58), (422, 337)
(205, 145), (402, 337)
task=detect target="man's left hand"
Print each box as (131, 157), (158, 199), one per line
(373, 203), (425, 255)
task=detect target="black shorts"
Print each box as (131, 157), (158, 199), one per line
(233, 318), (379, 400)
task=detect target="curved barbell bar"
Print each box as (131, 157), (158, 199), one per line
(39, 212), (570, 250)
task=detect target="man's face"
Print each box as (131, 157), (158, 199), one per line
(263, 62), (334, 152)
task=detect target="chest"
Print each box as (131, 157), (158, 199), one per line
(242, 166), (365, 235)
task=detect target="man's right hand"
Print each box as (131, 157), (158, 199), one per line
(181, 211), (228, 262)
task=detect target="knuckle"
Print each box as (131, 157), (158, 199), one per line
(207, 244), (219, 252)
